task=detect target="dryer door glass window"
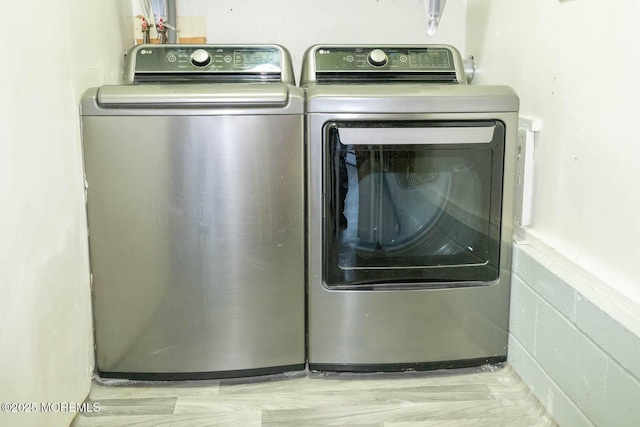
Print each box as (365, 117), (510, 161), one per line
(324, 121), (505, 289)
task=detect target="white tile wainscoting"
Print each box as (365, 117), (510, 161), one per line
(509, 243), (640, 426)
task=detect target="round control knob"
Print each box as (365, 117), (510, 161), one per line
(190, 49), (211, 67)
(367, 49), (388, 67)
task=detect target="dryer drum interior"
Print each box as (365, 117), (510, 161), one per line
(324, 120), (505, 289)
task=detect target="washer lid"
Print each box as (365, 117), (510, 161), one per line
(80, 84), (304, 116)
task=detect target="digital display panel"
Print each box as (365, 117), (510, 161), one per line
(233, 49), (280, 70)
(408, 49), (452, 69)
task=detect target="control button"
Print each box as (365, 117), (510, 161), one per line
(224, 55), (232, 63)
(399, 55), (408, 63)
(190, 49), (211, 67)
(167, 53), (177, 63)
(367, 49), (388, 67)
(346, 55), (355, 63)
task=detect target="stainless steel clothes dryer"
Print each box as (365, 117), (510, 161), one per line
(81, 44), (305, 380)
(301, 45), (519, 372)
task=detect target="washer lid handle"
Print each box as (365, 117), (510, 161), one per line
(96, 84), (290, 108)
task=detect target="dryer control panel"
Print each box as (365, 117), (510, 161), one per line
(314, 46), (455, 72)
(300, 44), (467, 85)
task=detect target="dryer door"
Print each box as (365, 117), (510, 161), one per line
(324, 120), (505, 289)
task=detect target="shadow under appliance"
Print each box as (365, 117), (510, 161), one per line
(81, 44), (305, 380)
(301, 45), (519, 372)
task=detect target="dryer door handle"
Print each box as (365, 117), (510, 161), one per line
(338, 126), (495, 145)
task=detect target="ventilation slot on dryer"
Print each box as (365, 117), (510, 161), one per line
(315, 72), (458, 85)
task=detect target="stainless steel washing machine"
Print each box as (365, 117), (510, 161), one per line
(81, 44), (305, 380)
(301, 45), (519, 372)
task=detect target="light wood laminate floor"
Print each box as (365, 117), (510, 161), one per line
(71, 363), (558, 426)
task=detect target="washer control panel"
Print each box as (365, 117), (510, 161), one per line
(314, 46), (455, 72)
(133, 45), (282, 73)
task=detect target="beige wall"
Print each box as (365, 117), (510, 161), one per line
(466, 0), (640, 309)
(0, 1), (132, 426)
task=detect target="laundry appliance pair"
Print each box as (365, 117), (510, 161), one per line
(81, 43), (518, 380)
